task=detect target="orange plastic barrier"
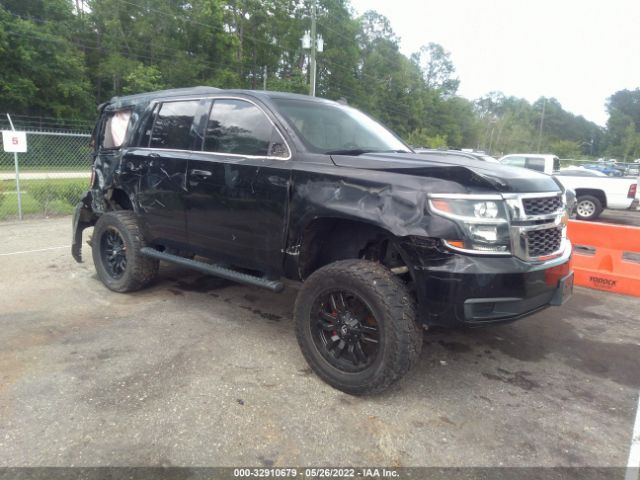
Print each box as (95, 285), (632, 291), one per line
(567, 220), (640, 296)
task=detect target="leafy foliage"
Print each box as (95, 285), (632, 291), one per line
(0, 0), (634, 158)
(605, 89), (640, 160)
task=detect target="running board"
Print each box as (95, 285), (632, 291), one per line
(139, 247), (284, 293)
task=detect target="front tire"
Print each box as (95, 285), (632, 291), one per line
(294, 260), (422, 395)
(576, 195), (603, 221)
(91, 211), (159, 292)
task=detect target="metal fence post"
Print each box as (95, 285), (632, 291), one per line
(6, 114), (23, 220)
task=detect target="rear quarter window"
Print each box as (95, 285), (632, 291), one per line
(100, 110), (132, 149)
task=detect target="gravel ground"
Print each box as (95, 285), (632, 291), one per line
(598, 209), (640, 226)
(0, 217), (638, 468)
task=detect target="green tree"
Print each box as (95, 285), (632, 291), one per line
(605, 89), (640, 159)
(122, 64), (164, 94)
(548, 140), (581, 159)
(0, 1), (93, 118)
(410, 43), (459, 96)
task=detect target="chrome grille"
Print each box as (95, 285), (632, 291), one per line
(522, 195), (562, 216)
(526, 227), (562, 257)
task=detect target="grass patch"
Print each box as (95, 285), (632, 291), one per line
(0, 178), (88, 220)
(0, 165), (92, 173)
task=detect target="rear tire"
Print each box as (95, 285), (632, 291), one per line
(92, 211), (159, 292)
(576, 195), (603, 220)
(295, 260), (422, 395)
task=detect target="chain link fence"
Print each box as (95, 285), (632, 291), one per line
(0, 115), (93, 221)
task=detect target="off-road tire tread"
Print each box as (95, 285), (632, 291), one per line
(92, 211), (158, 292)
(295, 259), (422, 395)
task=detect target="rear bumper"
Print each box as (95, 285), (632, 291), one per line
(399, 239), (573, 327)
(71, 191), (95, 263)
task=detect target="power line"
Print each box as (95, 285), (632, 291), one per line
(1, 25), (260, 74)
(4, 4), (419, 98)
(111, 0), (293, 55)
(1, 6), (442, 132)
(3, 26), (429, 130)
(106, 0), (415, 90)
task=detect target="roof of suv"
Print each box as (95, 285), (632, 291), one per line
(106, 86), (340, 110)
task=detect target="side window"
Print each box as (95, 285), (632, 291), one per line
(525, 157), (545, 172)
(101, 109), (132, 149)
(502, 156), (525, 168)
(204, 99), (289, 158)
(150, 100), (199, 150)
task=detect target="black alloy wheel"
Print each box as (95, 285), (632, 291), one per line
(91, 211), (159, 293)
(295, 259), (423, 395)
(312, 290), (380, 372)
(100, 227), (127, 279)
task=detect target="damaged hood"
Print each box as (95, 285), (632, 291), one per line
(330, 152), (561, 193)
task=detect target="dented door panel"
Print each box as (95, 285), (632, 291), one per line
(185, 152), (290, 273)
(120, 147), (190, 245)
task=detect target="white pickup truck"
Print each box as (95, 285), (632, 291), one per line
(554, 171), (638, 220)
(499, 154), (639, 220)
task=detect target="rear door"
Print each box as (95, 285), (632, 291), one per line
(122, 99), (200, 246)
(185, 97), (292, 273)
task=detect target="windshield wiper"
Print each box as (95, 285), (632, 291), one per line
(325, 148), (412, 156)
(325, 149), (377, 156)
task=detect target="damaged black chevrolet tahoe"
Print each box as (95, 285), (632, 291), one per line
(72, 86), (574, 395)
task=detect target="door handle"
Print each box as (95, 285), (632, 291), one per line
(190, 169), (212, 177)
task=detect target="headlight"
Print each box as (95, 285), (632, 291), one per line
(428, 195), (511, 254)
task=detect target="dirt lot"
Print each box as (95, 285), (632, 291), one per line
(0, 217), (638, 468)
(599, 209), (640, 227)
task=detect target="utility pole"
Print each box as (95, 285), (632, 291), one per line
(537, 98), (546, 153)
(309, 0), (317, 97)
(263, 66), (267, 90)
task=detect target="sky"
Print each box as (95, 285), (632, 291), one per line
(349, 0), (640, 126)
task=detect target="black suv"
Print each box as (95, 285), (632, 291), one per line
(73, 86), (573, 394)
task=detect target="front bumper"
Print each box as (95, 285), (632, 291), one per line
(399, 239), (573, 327)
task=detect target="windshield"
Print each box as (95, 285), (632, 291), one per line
(271, 98), (411, 154)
